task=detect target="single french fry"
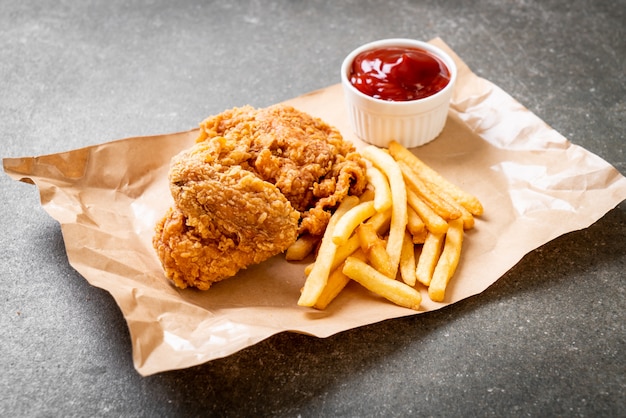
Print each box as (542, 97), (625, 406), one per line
(399, 231), (417, 286)
(298, 196), (360, 307)
(313, 250), (368, 310)
(407, 188), (448, 234)
(357, 223), (395, 278)
(365, 166), (392, 212)
(428, 218), (464, 302)
(398, 160), (461, 221)
(332, 200), (377, 246)
(415, 231), (445, 286)
(361, 146), (407, 278)
(388, 140), (483, 216)
(407, 206), (427, 243)
(285, 234), (320, 261)
(342, 256), (422, 310)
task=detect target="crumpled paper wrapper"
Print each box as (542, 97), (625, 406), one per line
(4, 39), (626, 376)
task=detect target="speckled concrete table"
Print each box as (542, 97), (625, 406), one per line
(1, 1), (624, 416)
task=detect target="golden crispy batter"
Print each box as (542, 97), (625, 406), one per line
(154, 208), (297, 290)
(153, 104), (367, 290)
(197, 104), (367, 235)
(155, 153), (300, 290)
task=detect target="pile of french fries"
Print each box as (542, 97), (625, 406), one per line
(288, 140), (483, 310)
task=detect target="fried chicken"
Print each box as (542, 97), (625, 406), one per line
(153, 104), (367, 290)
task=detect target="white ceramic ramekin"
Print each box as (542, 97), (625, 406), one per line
(341, 38), (457, 148)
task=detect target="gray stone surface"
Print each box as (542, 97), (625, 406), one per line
(1, 0), (624, 416)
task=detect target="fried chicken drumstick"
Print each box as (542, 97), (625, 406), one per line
(153, 105), (367, 290)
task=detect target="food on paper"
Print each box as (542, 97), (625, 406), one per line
(151, 98), (479, 305)
(7, 38), (626, 374)
(153, 105), (367, 290)
(299, 140), (483, 310)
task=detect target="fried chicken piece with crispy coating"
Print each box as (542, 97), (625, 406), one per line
(154, 142), (300, 290)
(196, 104), (368, 236)
(153, 104), (367, 290)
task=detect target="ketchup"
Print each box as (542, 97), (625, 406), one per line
(349, 47), (450, 101)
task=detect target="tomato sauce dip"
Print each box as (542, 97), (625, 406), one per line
(349, 47), (451, 102)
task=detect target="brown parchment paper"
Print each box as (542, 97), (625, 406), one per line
(4, 39), (626, 376)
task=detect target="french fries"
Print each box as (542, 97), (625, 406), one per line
(361, 146), (407, 279)
(388, 141), (484, 216)
(428, 218), (464, 302)
(297, 195), (360, 307)
(295, 140), (483, 310)
(398, 160), (461, 221)
(407, 188), (449, 234)
(329, 209), (391, 274)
